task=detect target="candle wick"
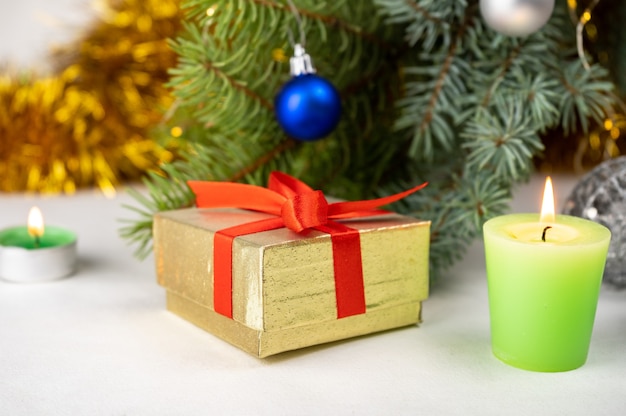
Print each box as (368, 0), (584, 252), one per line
(541, 226), (552, 242)
(34, 235), (40, 248)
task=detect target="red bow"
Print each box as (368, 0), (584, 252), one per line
(188, 172), (427, 319)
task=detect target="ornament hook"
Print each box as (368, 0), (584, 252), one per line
(290, 44), (316, 76)
(285, 0), (315, 76)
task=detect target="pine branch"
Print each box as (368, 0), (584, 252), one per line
(228, 139), (297, 181)
(403, 0), (445, 25)
(249, 0), (396, 49)
(480, 43), (522, 108)
(121, 0), (621, 278)
(203, 60), (274, 110)
(558, 61), (616, 134)
(462, 101), (543, 180)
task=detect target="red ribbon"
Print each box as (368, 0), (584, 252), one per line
(188, 171), (427, 320)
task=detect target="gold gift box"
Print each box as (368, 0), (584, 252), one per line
(154, 208), (430, 357)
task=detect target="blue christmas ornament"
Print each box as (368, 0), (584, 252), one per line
(274, 44), (341, 141)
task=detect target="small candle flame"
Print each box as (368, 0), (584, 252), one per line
(540, 176), (556, 224)
(28, 206), (45, 238)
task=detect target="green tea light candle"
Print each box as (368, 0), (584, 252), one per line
(0, 207), (77, 283)
(483, 177), (611, 372)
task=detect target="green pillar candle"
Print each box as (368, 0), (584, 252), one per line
(483, 213), (610, 372)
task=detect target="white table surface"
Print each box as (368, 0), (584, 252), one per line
(1, 174), (625, 415)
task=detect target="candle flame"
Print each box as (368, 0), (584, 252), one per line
(28, 206), (45, 238)
(540, 176), (556, 224)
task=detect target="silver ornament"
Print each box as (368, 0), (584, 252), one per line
(563, 157), (626, 288)
(480, 0), (555, 37)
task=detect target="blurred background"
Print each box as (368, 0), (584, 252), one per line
(0, 0), (94, 71)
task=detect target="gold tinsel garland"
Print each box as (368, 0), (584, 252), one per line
(0, 0), (182, 194)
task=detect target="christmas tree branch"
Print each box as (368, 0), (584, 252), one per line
(418, 45), (457, 131)
(252, 0), (395, 49)
(480, 44), (523, 108)
(121, 0), (620, 277)
(229, 139), (296, 181)
(401, 3), (475, 159)
(203, 61), (274, 110)
(558, 61), (616, 134)
(403, 0), (444, 24)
